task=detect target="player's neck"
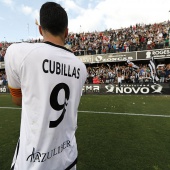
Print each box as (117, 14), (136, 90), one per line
(43, 36), (65, 46)
(42, 32), (65, 46)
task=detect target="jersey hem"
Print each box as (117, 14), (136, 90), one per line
(65, 158), (77, 170)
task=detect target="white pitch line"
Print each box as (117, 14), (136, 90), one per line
(78, 111), (170, 118)
(0, 107), (21, 110)
(0, 107), (169, 118)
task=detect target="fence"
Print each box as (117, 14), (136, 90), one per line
(83, 83), (170, 95)
(0, 85), (9, 94)
(73, 41), (169, 57)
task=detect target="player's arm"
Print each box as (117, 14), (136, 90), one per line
(12, 96), (22, 106)
(8, 86), (22, 106)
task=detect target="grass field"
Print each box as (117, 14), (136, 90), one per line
(0, 94), (170, 170)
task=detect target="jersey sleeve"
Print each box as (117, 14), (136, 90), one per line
(5, 44), (22, 97)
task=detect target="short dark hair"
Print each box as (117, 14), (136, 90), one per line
(40, 2), (68, 36)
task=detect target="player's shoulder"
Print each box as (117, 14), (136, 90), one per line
(72, 54), (86, 68)
(7, 42), (44, 52)
(5, 43), (45, 65)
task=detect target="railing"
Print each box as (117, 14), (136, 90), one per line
(73, 42), (168, 56)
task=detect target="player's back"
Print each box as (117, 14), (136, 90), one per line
(6, 42), (87, 170)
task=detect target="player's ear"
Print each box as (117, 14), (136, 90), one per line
(39, 25), (43, 36)
(64, 28), (68, 38)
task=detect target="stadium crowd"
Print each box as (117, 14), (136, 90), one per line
(0, 42), (11, 62)
(1, 20), (170, 58)
(0, 70), (7, 86)
(65, 21), (170, 56)
(1, 20), (170, 85)
(86, 62), (170, 85)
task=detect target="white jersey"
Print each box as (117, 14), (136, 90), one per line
(5, 42), (87, 170)
(126, 60), (139, 69)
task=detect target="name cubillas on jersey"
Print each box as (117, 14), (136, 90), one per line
(42, 59), (80, 79)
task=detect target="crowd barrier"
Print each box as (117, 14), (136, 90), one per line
(0, 85), (9, 93)
(83, 83), (170, 95)
(1, 83), (170, 95)
(77, 48), (170, 64)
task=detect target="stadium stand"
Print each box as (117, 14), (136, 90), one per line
(65, 20), (170, 56)
(0, 20), (170, 85)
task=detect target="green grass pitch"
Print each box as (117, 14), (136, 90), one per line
(0, 94), (170, 170)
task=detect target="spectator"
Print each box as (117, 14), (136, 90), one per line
(93, 75), (100, 84)
(157, 66), (166, 83)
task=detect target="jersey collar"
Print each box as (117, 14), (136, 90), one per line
(43, 41), (73, 53)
